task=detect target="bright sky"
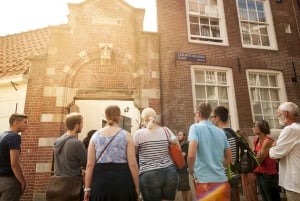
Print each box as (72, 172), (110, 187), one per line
(0, 0), (157, 36)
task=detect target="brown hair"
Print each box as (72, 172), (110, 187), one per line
(196, 102), (212, 118)
(65, 113), (83, 130)
(105, 105), (121, 126)
(9, 113), (28, 126)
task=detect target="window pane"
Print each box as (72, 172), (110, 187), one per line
(206, 71), (216, 83)
(251, 88), (259, 101)
(247, 0), (256, 10)
(208, 100), (218, 110)
(269, 75), (278, 87)
(242, 33), (251, 44)
(249, 11), (258, 22)
(261, 35), (270, 46)
(201, 26), (210, 36)
(239, 9), (248, 20)
(241, 23), (250, 33)
(259, 25), (268, 34)
(211, 26), (220, 37)
(256, 2), (264, 12)
(259, 74), (268, 86)
(253, 102), (262, 114)
(207, 86), (216, 99)
(218, 87), (228, 99)
(258, 12), (266, 22)
(196, 85), (206, 99)
(262, 102), (272, 114)
(191, 24), (200, 35)
(252, 34), (260, 45)
(200, 18), (209, 24)
(270, 89), (279, 101)
(238, 0), (247, 9)
(260, 89), (270, 101)
(217, 72), (227, 84)
(249, 74), (257, 86)
(195, 70), (205, 83)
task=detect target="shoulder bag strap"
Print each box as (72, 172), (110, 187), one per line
(96, 129), (122, 162)
(162, 127), (170, 143)
(51, 135), (74, 175)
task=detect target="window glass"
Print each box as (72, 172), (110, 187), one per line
(247, 71), (286, 129)
(186, 0), (227, 44)
(236, 0), (276, 49)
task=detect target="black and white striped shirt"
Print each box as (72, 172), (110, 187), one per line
(134, 127), (176, 174)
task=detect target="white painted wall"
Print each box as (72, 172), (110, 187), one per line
(0, 84), (27, 132)
(75, 100), (141, 140)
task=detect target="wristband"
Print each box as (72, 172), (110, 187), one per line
(84, 187), (91, 192)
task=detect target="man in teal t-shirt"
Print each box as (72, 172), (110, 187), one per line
(188, 102), (232, 201)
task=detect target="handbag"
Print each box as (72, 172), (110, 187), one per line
(163, 127), (186, 169)
(46, 136), (83, 201)
(46, 175), (83, 201)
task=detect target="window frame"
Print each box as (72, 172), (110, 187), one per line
(236, 0), (278, 50)
(185, 0), (229, 46)
(191, 65), (239, 130)
(246, 69), (287, 131)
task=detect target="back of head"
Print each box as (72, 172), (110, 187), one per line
(279, 102), (299, 118)
(105, 105), (121, 126)
(214, 106), (229, 122)
(196, 102), (212, 119)
(141, 107), (157, 129)
(255, 120), (270, 135)
(9, 113), (28, 126)
(65, 113), (82, 130)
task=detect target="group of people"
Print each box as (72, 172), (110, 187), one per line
(0, 101), (299, 201)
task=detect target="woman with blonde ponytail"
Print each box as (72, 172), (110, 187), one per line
(134, 107), (179, 201)
(83, 105), (139, 201)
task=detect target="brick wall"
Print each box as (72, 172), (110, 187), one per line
(156, 0), (300, 134)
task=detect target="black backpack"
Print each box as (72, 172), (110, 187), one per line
(223, 128), (260, 174)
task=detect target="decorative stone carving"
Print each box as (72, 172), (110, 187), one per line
(99, 43), (113, 65)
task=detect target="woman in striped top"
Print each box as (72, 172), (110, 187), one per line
(134, 107), (179, 201)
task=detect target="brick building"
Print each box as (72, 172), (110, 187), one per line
(0, 0), (299, 200)
(0, 0), (159, 200)
(156, 0), (300, 134)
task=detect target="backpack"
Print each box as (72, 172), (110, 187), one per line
(223, 128), (260, 174)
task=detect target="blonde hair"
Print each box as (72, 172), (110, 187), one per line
(141, 107), (157, 129)
(105, 105), (121, 126)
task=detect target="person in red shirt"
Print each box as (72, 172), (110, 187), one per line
(253, 120), (281, 201)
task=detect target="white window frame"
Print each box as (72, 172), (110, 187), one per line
(246, 69), (287, 131)
(191, 65), (239, 130)
(236, 0), (278, 50)
(185, 0), (229, 46)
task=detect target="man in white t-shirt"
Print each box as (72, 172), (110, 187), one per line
(269, 102), (300, 201)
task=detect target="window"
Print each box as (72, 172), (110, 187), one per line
(186, 0), (228, 45)
(191, 66), (238, 129)
(237, 0), (278, 50)
(247, 70), (286, 129)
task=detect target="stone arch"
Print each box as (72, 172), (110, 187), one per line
(63, 46), (143, 111)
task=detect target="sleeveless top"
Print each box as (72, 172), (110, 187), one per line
(91, 129), (128, 163)
(254, 136), (278, 175)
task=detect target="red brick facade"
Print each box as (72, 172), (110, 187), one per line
(157, 0), (300, 134)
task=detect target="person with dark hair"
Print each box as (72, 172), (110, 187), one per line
(211, 106), (241, 201)
(177, 131), (193, 201)
(53, 113), (87, 177)
(270, 102), (300, 201)
(134, 107), (179, 201)
(253, 120), (281, 201)
(83, 105), (139, 201)
(83, 130), (97, 149)
(188, 102), (232, 201)
(0, 113), (28, 201)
